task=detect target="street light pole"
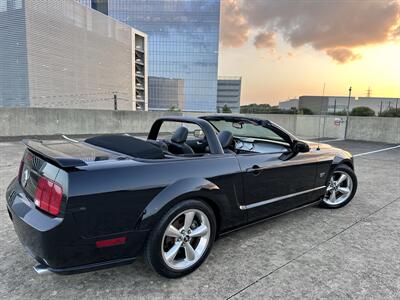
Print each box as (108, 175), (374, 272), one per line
(113, 92), (117, 111)
(344, 86), (352, 140)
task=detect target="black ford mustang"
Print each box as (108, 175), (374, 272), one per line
(6, 115), (357, 278)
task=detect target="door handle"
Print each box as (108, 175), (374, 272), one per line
(246, 165), (262, 176)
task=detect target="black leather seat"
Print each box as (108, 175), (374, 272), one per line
(218, 130), (235, 153)
(168, 127), (194, 155)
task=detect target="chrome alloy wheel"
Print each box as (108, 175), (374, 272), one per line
(323, 170), (353, 206)
(161, 209), (211, 270)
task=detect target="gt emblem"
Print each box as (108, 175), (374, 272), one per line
(21, 169), (30, 187)
(319, 172), (326, 178)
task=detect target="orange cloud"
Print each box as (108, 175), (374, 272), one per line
(221, 0), (400, 63)
(220, 0), (250, 47)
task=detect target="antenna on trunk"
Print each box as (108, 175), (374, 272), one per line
(317, 83), (326, 151)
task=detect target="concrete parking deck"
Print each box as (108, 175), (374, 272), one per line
(0, 140), (399, 299)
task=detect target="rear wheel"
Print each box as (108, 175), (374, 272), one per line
(320, 164), (357, 208)
(144, 200), (216, 278)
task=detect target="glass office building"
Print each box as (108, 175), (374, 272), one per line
(148, 76), (184, 110)
(84, 0), (220, 112)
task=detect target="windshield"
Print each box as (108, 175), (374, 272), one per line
(209, 120), (285, 142)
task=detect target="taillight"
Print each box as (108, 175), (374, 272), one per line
(34, 177), (63, 216)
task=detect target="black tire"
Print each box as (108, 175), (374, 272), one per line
(319, 164), (358, 209)
(144, 199), (216, 278)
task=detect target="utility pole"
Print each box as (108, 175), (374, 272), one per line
(333, 98), (337, 115)
(113, 92), (117, 111)
(379, 100), (383, 116)
(344, 86), (352, 140)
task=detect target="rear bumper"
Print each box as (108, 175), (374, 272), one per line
(33, 257), (136, 275)
(6, 178), (149, 274)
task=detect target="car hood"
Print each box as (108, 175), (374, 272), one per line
(303, 140), (353, 160)
(303, 141), (334, 150)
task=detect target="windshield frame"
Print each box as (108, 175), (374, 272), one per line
(201, 116), (296, 146)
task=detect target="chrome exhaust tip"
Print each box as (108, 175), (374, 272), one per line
(33, 264), (51, 275)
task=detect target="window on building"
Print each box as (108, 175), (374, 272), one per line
(91, 0), (108, 15)
(14, 0), (22, 9)
(0, 0), (7, 12)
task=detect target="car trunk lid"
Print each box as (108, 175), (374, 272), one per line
(22, 139), (120, 168)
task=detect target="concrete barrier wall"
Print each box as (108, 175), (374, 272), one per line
(0, 108), (398, 143)
(347, 116), (400, 144)
(0, 108), (181, 137)
(295, 115), (347, 139)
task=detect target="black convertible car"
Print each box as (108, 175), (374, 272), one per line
(6, 115), (357, 278)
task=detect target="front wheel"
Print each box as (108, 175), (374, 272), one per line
(320, 164), (358, 208)
(144, 200), (216, 278)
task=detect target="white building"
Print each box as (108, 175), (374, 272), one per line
(354, 97), (399, 114)
(217, 77), (242, 113)
(278, 99), (299, 110)
(0, 0), (148, 110)
(299, 95), (399, 115)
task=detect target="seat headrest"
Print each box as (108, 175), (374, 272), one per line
(218, 130), (234, 149)
(171, 126), (189, 143)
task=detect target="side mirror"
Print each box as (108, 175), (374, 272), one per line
(193, 129), (204, 138)
(293, 141), (310, 153)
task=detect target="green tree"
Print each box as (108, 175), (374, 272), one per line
(240, 103), (271, 113)
(334, 109), (348, 116)
(222, 104), (232, 113)
(380, 108), (400, 117)
(350, 106), (375, 117)
(300, 108), (314, 115)
(168, 106), (181, 112)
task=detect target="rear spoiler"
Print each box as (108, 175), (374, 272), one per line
(22, 139), (87, 168)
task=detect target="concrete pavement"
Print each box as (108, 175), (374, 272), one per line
(0, 140), (399, 299)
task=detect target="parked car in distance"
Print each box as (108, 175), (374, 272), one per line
(6, 115), (357, 278)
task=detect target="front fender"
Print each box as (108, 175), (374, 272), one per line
(138, 177), (229, 231)
(325, 152), (354, 186)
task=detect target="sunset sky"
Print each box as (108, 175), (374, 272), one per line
(218, 0), (400, 105)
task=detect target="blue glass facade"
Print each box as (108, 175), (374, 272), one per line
(85, 0), (220, 112)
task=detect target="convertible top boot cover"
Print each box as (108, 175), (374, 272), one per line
(85, 134), (164, 159)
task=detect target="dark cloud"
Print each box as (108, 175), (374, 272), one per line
(221, 0), (400, 63)
(220, 0), (250, 47)
(325, 48), (361, 64)
(254, 32), (275, 49)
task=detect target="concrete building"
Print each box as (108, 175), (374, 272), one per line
(299, 95), (399, 115)
(217, 77), (241, 113)
(299, 96), (355, 114)
(148, 77), (184, 111)
(278, 99), (299, 110)
(82, 0), (220, 112)
(0, 0), (148, 110)
(355, 97), (399, 115)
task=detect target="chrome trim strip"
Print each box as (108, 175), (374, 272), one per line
(33, 264), (51, 275)
(61, 135), (79, 143)
(239, 186), (326, 210)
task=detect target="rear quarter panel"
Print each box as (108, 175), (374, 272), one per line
(68, 154), (245, 239)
